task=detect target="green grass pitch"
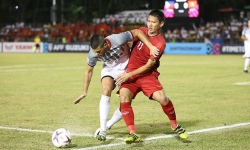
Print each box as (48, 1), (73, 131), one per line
(0, 53), (249, 150)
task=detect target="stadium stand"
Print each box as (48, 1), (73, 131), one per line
(0, 10), (245, 44)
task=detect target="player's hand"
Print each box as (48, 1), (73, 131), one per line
(150, 46), (160, 57)
(74, 93), (87, 104)
(115, 73), (130, 85)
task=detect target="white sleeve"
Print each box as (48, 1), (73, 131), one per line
(87, 48), (99, 67)
(106, 31), (133, 47)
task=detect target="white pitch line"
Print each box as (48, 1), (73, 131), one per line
(160, 62), (216, 65)
(234, 82), (250, 85)
(0, 63), (83, 69)
(0, 125), (122, 140)
(75, 122), (250, 150)
(0, 64), (45, 69)
(1, 123), (250, 149)
(0, 126), (93, 137)
(0, 66), (84, 72)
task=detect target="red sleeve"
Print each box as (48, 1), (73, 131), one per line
(133, 27), (148, 42)
(149, 36), (166, 60)
(139, 27), (148, 35)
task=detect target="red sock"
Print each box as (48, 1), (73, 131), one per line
(161, 99), (178, 128)
(120, 102), (136, 133)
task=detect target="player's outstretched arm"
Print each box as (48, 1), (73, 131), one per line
(74, 65), (94, 104)
(74, 93), (87, 104)
(130, 29), (159, 57)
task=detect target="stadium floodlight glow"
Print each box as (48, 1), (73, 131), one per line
(164, 0), (199, 18)
(183, 2), (188, 9)
(174, 3), (179, 9)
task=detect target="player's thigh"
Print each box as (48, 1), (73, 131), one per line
(120, 81), (140, 100)
(101, 67), (124, 92)
(139, 75), (163, 99)
(101, 77), (115, 96)
(119, 87), (134, 103)
(245, 45), (250, 57)
(101, 77), (115, 90)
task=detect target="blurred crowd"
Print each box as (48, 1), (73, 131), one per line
(164, 19), (245, 44)
(0, 11), (246, 44)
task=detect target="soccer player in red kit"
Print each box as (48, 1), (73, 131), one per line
(115, 9), (188, 144)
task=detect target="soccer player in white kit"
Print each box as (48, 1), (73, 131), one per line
(241, 19), (250, 73)
(74, 29), (159, 141)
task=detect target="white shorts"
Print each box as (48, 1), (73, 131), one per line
(244, 43), (250, 57)
(101, 66), (125, 80)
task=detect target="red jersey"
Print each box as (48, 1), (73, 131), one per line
(127, 27), (166, 77)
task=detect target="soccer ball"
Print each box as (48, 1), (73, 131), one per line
(51, 128), (72, 148)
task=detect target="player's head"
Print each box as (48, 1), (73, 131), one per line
(147, 9), (165, 36)
(90, 34), (108, 57)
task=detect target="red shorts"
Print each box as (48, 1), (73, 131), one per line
(119, 71), (163, 99)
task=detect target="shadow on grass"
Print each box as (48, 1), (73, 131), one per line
(74, 121), (196, 148)
(64, 143), (77, 148)
(110, 120), (197, 134)
(109, 120), (197, 143)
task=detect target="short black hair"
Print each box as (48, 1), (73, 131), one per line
(148, 9), (165, 23)
(90, 34), (105, 49)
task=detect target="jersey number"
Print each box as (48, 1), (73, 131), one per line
(137, 41), (144, 50)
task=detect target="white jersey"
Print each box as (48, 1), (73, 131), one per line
(87, 31), (133, 70)
(242, 27), (250, 57)
(242, 27), (250, 44)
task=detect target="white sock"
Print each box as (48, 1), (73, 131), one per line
(99, 95), (110, 131)
(106, 107), (122, 129)
(244, 58), (250, 71)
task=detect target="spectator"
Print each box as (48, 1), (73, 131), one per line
(33, 35), (41, 53)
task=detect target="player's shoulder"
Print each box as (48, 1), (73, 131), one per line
(151, 34), (166, 49)
(88, 48), (97, 58)
(243, 27), (250, 31)
(158, 33), (166, 41)
(139, 26), (147, 30)
(107, 31), (131, 41)
(139, 27), (148, 34)
(154, 34), (166, 43)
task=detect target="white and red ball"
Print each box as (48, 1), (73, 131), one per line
(51, 128), (72, 148)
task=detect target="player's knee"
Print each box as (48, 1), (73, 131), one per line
(119, 94), (131, 103)
(153, 95), (168, 105)
(153, 92), (168, 105)
(157, 96), (168, 105)
(102, 88), (112, 96)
